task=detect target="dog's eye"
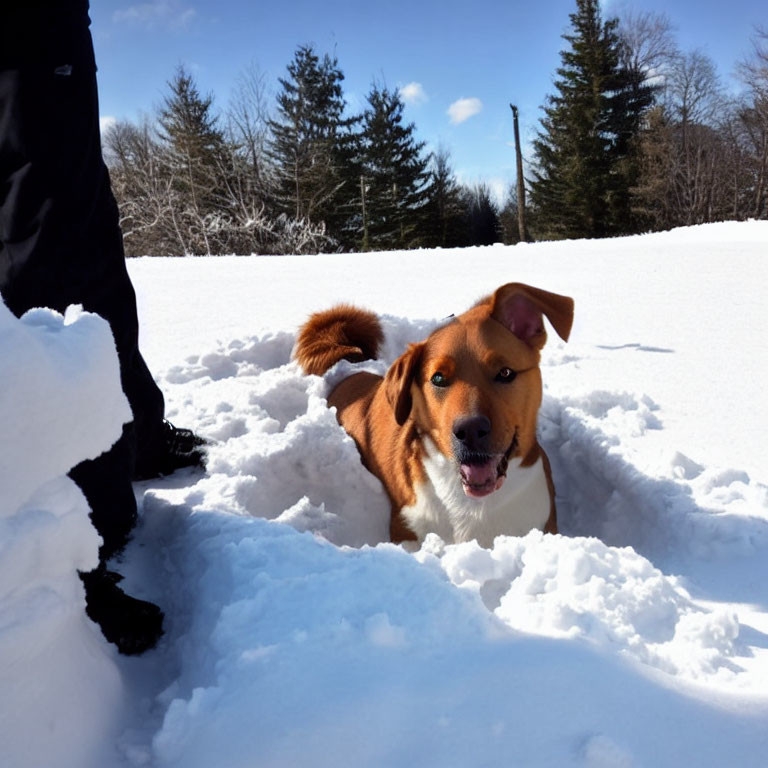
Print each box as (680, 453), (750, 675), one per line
(495, 367), (517, 383)
(430, 372), (449, 387)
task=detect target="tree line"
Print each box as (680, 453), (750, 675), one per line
(529, 0), (768, 239)
(105, 47), (503, 256)
(105, 1), (768, 256)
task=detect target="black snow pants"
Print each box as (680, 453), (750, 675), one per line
(0, 3), (165, 560)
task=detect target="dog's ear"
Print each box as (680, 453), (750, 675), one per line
(490, 283), (574, 350)
(384, 342), (425, 426)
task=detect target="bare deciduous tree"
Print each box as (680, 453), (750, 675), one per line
(630, 46), (743, 228)
(105, 118), (187, 256)
(226, 61), (272, 199)
(618, 10), (677, 84)
(665, 50), (722, 127)
(737, 28), (768, 218)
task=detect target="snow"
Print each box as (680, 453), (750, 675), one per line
(0, 302), (131, 768)
(2, 221), (768, 766)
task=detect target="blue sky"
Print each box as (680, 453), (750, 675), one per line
(91, 0), (766, 199)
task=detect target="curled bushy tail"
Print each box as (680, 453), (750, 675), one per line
(295, 304), (384, 376)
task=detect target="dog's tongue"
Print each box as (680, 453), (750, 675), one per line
(460, 460), (503, 498)
(461, 462), (495, 486)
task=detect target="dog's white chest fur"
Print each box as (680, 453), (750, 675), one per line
(401, 438), (551, 548)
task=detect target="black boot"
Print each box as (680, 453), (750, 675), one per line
(80, 566), (164, 656)
(134, 420), (207, 480)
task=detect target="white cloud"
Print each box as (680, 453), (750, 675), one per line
(447, 97), (483, 124)
(399, 82), (428, 106)
(99, 116), (117, 137)
(113, 0), (197, 30)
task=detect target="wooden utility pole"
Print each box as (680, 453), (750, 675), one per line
(360, 175), (369, 251)
(509, 104), (530, 242)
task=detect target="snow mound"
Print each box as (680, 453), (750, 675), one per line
(140, 511), (492, 766)
(1, 303), (132, 513)
(423, 531), (740, 680)
(141, 311), (767, 734)
(541, 391), (768, 561)
(119, 224), (768, 764)
(9, 223), (767, 766)
(129, 504), (762, 768)
(644, 219), (768, 242)
(0, 301), (130, 768)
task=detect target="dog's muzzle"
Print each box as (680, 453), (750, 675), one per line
(453, 421), (519, 498)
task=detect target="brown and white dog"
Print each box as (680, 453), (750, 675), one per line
(295, 283), (574, 549)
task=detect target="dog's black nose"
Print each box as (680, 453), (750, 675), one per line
(452, 414), (492, 452)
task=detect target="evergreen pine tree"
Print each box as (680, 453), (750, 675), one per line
(463, 183), (501, 246)
(530, 0), (653, 238)
(267, 45), (357, 247)
(331, 115), (365, 252)
(630, 106), (677, 230)
(611, 52), (659, 231)
(499, 185), (522, 245)
(157, 65), (228, 254)
(423, 148), (468, 248)
(359, 84), (431, 250)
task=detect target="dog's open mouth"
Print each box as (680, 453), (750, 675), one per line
(458, 433), (518, 499)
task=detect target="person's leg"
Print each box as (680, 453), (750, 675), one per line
(0, 49), (164, 654)
(0, 59), (157, 518)
(0, 61), (167, 456)
(1, 6), (205, 654)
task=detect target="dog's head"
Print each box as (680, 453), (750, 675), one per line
(385, 283), (573, 499)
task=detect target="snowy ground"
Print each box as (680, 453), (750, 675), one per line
(2, 221), (768, 767)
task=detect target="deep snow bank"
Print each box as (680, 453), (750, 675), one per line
(146, 315), (768, 687)
(0, 301), (131, 768)
(134, 281), (768, 765)
(3, 223), (768, 767)
(133, 509), (766, 768)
